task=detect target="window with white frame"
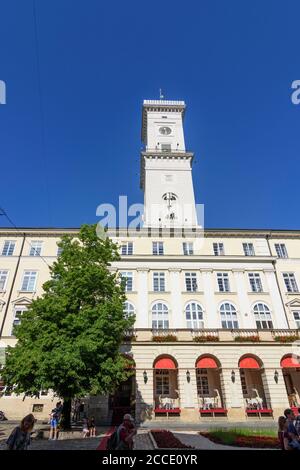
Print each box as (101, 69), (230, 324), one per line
(152, 242), (164, 255)
(185, 272), (198, 292)
(220, 302), (239, 329)
(57, 246), (63, 256)
(196, 369), (209, 396)
(275, 243), (288, 258)
(183, 242), (193, 255)
(21, 271), (37, 292)
(253, 303), (273, 329)
(12, 306), (28, 333)
(29, 241), (42, 256)
(121, 242), (133, 255)
(2, 240), (15, 256)
(213, 243), (224, 256)
(283, 273), (299, 293)
(152, 302), (169, 329)
(248, 273), (263, 292)
(153, 272), (165, 292)
(120, 272), (133, 292)
(243, 243), (255, 256)
(155, 370), (170, 395)
(185, 302), (204, 329)
(123, 301), (135, 319)
(217, 273), (230, 292)
(0, 270), (8, 291)
(293, 311), (300, 329)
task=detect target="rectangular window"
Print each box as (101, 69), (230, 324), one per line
(185, 272), (198, 292)
(275, 243), (288, 258)
(29, 241), (42, 256)
(121, 242), (133, 255)
(57, 247), (63, 256)
(248, 273), (263, 292)
(217, 273), (230, 292)
(153, 242), (164, 255)
(21, 271), (37, 292)
(183, 242), (194, 255)
(243, 243), (255, 256)
(2, 241), (15, 256)
(196, 369), (209, 396)
(0, 270), (8, 291)
(293, 312), (300, 329)
(120, 272), (133, 292)
(161, 144), (171, 152)
(240, 371), (248, 396)
(155, 370), (170, 396)
(153, 272), (165, 292)
(12, 307), (27, 333)
(283, 273), (299, 293)
(213, 243), (224, 256)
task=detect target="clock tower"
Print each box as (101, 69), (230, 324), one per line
(140, 99), (199, 229)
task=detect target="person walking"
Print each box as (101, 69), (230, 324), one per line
(294, 408), (300, 435)
(116, 414), (137, 450)
(278, 416), (292, 450)
(6, 414), (35, 450)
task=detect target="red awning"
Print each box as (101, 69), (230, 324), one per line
(196, 357), (218, 369)
(281, 356), (300, 368)
(239, 357), (260, 369)
(154, 358), (176, 369)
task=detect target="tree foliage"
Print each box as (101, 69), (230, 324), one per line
(2, 225), (134, 406)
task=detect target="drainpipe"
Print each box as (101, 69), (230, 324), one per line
(0, 232), (26, 337)
(266, 233), (290, 329)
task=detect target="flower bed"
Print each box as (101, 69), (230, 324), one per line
(274, 335), (299, 343)
(234, 335), (260, 342)
(200, 431), (280, 449)
(151, 430), (194, 449)
(193, 335), (219, 342)
(152, 335), (178, 342)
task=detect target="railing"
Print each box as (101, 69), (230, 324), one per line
(127, 328), (300, 343)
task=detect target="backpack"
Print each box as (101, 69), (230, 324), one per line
(106, 428), (120, 450)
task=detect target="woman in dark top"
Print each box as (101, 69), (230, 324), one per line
(6, 414), (35, 450)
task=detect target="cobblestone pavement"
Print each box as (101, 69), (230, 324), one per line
(133, 430), (154, 450)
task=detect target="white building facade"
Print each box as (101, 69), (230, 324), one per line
(0, 100), (300, 423)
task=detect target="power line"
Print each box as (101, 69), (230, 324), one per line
(0, 206), (52, 269)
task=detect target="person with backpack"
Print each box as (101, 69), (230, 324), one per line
(107, 414), (136, 450)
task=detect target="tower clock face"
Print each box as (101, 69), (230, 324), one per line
(159, 126), (172, 135)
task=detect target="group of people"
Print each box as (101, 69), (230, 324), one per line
(278, 408), (300, 450)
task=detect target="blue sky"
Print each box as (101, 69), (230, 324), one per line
(0, 0), (299, 229)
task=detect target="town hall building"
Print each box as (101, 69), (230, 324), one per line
(1, 99), (300, 424)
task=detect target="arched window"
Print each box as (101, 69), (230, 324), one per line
(123, 301), (135, 319)
(253, 303), (273, 329)
(220, 302), (239, 329)
(152, 302), (169, 329)
(185, 302), (204, 329)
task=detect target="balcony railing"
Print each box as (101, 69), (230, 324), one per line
(125, 328), (300, 343)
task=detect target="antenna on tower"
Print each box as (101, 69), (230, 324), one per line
(159, 88), (164, 100)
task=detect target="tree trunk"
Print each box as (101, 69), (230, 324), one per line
(61, 398), (72, 430)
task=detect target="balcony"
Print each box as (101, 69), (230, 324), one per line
(125, 328), (300, 343)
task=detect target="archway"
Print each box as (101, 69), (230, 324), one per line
(281, 354), (300, 414)
(238, 355), (272, 416)
(195, 355), (227, 417)
(153, 355), (180, 416)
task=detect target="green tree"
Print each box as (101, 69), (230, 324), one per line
(2, 224), (134, 428)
